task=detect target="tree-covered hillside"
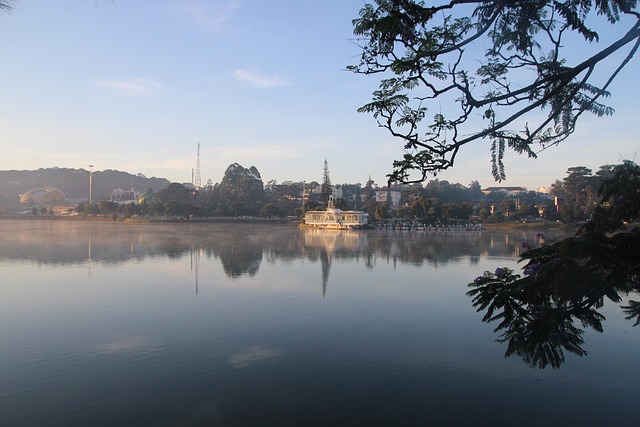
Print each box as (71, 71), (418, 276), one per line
(0, 167), (170, 201)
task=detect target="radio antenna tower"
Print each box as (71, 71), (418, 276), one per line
(194, 143), (202, 188)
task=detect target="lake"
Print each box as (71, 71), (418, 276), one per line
(0, 219), (638, 426)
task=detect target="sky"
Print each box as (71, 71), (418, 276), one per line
(0, 0), (638, 191)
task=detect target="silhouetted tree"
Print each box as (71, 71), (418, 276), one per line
(350, 0), (639, 182)
(157, 183), (194, 206)
(218, 163), (264, 216)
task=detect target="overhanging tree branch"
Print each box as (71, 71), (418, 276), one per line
(350, 0), (640, 183)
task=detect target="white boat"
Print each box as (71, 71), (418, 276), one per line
(301, 197), (369, 230)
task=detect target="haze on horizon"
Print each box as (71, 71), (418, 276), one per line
(0, 1), (638, 190)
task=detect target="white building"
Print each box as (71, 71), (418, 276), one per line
(375, 189), (401, 208)
(481, 186), (526, 196)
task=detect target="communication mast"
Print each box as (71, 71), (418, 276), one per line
(194, 143), (202, 188)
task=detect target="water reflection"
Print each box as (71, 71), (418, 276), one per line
(2, 220), (639, 426)
(468, 267), (592, 369)
(0, 220), (539, 286)
(468, 263), (640, 369)
(303, 229), (363, 297)
(190, 244), (201, 294)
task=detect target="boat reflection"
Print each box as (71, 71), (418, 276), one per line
(303, 229), (365, 297)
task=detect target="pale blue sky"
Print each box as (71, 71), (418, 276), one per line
(1, 0), (638, 190)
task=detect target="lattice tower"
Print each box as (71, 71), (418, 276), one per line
(195, 143), (202, 188)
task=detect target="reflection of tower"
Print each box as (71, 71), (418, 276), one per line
(191, 244), (201, 295)
(194, 143), (202, 189)
(321, 250), (331, 298)
(87, 232), (92, 276)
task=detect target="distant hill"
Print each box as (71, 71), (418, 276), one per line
(0, 167), (171, 202)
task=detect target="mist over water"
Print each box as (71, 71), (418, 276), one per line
(0, 220), (637, 426)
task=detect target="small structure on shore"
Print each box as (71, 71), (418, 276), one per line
(19, 187), (66, 204)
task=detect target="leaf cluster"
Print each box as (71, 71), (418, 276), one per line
(351, 0), (640, 183)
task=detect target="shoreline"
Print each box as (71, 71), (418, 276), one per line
(0, 215), (295, 225)
(483, 222), (573, 231)
(0, 215), (574, 231)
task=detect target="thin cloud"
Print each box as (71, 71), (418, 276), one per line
(176, 0), (241, 32)
(94, 78), (165, 96)
(233, 69), (289, 88)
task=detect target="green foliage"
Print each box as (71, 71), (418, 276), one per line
(149, 201), (165, 217)
(468, 161), (640, 368)
(374, 204), (389, 221)
(321, 159), (332, 203)
(163, 200), (184, 217)
(264, 181), (305, 217)
(99, 200), (119, 215)
(123, 202), (140, 218)
(218, 163), (265, 216)
(584, 160), (640, 233)
(260, 203), (281, 220)
(157, 183), (194, 206)
(351, 0), (640, 183)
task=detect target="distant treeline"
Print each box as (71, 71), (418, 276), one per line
(4, 162), (623, 224)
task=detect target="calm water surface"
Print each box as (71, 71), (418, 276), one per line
(0, 220), (638, 426)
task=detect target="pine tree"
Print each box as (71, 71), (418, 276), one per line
(321, 159), (332, 204)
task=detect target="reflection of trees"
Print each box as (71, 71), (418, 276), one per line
(217, 238), (262, 279)
(299, 228), (544, 296)
(468, 267), (606, 369)
(321, 251), (330, 298)
(469, 260), (640, 369)
(468, 162), (640, 369)
(0, 220), (549, 282)
(342, 230), (533, 269)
